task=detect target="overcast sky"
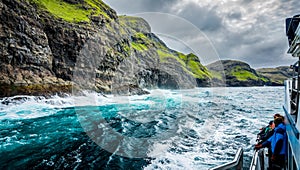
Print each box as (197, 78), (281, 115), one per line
(103, 0), (299, 68)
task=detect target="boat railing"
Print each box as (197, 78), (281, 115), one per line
(284, 61), (300, 139)
(287, 61), (299, 116)
(283, 105), (300, 139)
(210, 148), (243, 170)
(249, 148), (269, 170)
(250, 150), (260, 170)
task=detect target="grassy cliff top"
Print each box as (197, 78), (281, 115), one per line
(207, 60), (269, 82)
(118, 15), (151, 33)
(29, 0), (113, 23)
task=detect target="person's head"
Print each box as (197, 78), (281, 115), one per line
(273, 113), (281, 119)
(274, 113), (284, 121)
(270, 121), (275, 129)
(268, 120), (274, 128)
(274, 117), (283, 127)
(268, 120), (273, 125)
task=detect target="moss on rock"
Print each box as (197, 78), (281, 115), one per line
(185, 53), (212, 79)
(29, 0), (113, 23)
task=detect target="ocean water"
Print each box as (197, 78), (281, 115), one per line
(0, 87), (283, 169)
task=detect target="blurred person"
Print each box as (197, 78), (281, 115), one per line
(255, 117), (287, 170)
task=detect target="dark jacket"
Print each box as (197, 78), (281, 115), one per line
(262, 123), (287, 156)
(258, 126), (274, 144)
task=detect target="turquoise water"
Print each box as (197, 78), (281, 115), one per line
(0, 87), (283, 169)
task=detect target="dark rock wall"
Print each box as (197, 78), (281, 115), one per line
(0, 0), (204, 97)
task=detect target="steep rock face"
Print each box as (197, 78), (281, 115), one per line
(207, 60), (270, 87)
(0, 0), (68, 96)
(0, 0), (125, 97)
(111, 16), (210, 93)
(0, 0), (211, 97)
(256, 66), (293, 86)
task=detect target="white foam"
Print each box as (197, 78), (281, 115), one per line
(0, 90), (179, 120)
(0, 87), (282, 169)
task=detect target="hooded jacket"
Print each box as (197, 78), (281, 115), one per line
(262, 123), (287, 156)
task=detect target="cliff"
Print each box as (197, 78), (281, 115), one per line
(0, 0), (211, 97)
(1, 0), (292, 97)
(256, 66), (293, 86)
(207, 60), (271, 87)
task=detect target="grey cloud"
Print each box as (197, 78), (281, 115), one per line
(103, 0), (177, 14)
(176, 3), (223, 32)
(104, 0), (223, 32)
(239, 42), (295, 68)
(241, 0), (254, 4)
(103, 0), (299, 68)
(227, 11), (242, 20)
(135, 13), (220, 65)
(142, 0), (178, 11)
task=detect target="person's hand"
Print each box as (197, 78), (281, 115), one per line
(254, 144), (262, 150)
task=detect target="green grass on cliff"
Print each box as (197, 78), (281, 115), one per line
(157, 50), (211, 79)
(118, 16), (212, 81)
(177, 52), (187, 61)
(187, 60), (211, 79)
(157, 50), (185, 65)
(131, 33), (150, 51)
(135, 32), (148, 40)
(118, 16), (148, 32)
(177, 53), (211, 79)
(131, 42), (148, 51)
(119, 16), (140, 24)
(30, 0), (110, 22)
(230, 65), (269, 82)
(230, 67), (259, 81)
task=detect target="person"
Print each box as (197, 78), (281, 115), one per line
(256, 120), (275, 169)
(255, 117), (287, 170)
(257, 120), (275, 144)
(273, 113), (284, 120)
